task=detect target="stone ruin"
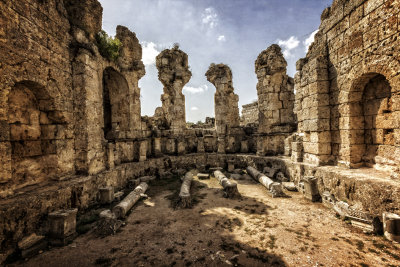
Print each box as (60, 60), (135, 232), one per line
(0, 0), (400, 263)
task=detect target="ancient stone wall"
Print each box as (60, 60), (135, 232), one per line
(205, 64), (242, 153)
(156, 47), (192, 135)
(241, 102), (259, 126)
(294, 0), (400, 176)
(254, 45), (296, 155)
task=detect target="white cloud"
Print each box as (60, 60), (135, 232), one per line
(183, 85), (209, 94)
(141, 41), (160, 66)
(217, 35), (226, 42)
(191, 106), (199, 111)
(303, 30), (318, 52)
(278, 36), (300, 58)
(202, 7), (218, 29)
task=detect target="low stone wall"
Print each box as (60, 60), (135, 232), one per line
(1, 153), (400, 263)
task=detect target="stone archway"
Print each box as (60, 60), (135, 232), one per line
(348, 73), (396, 171)
(103, 67), (131, 140)
(8, 81), (58, 188)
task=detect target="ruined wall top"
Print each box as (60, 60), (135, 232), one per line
(116, 25), (145, 76)
(255, 44), (287, 76)
(64, 0), (103, 41)
(205, 64), (233, 94)
(156, 46), (192, 89)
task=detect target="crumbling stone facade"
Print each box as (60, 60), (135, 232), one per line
(294, 0), (400, 176)
(156, 47), (192, 135)
(206, 64), (242, 153)
(1, 0), (400, 263)
(255, 45), (296, 155)
(241, 102), (259, 126)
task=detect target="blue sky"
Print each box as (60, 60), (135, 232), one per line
(98, 0), (332, 122)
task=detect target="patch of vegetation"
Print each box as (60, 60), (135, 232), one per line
(96, 30), (122, 62)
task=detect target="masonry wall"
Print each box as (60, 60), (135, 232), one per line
(241, 102), (259, 126)
(294, 0), (400, 177)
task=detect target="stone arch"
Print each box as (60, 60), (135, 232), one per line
(102, 67), (131, 140)
(7, 81), (59, 188)
(347, 73), (394, 168)
(338, 56), (400, 170)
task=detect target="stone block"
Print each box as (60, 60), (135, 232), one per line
(197, 173), (210, 180)
(18, 234), (47, 258)
(48, 209), (78, 246)
(99, 186), (114, 204)
(303, 176), (320, 202)
(383, 212), (400, 243)
(139, 140), (147, 162)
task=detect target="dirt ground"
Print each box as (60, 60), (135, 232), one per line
(9, 171), (400, 267)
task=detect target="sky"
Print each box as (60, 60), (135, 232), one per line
(98, 0), (332, 123)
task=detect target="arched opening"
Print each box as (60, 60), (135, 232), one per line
(349, 73), (394, 170)
(103, 67), (130, 140)
(8, 81), (58, 187)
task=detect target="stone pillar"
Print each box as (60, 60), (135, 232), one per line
(255, 44), (296, 135)
(156, 46), (191, 135)
(295, 40), (332, 166)
(205, 64), (240, 137)
(139, 140), (147, 162)
(153, 137), (162, 157)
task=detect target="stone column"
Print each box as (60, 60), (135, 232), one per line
(156, 46), (191, 135)
(255, 45), (296, 155)
(205, 64), (240, 137)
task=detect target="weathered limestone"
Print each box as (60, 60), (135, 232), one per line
(156, 46), (192, 134)
(206, 64), (240, 136)
(18, 234), (47, 259)
(383, 213), (400, 243)
(113, 182), (148, 219)
(179, 172), (194, 208)
(302, 176), (320, 202)
(1, 0), (400, 261)
(255, 44), (296, 155)
(294, 0), (400, 174)
(47, 209), (78, 246)
(99, 186), (114, 204)
(241, 102), (259, 126)
(213, 170), (239, 198)
(246, 166), (284, 198)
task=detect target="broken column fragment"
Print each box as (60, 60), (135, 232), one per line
(205, 64), (240, 137)
(213, 170), (239, 198)
(18, 234), (47, 259)
(179, 172), (194, 208)
(156, 45), (192, 134)
(255, 44), (296, 155)
(113, 182), (148, 219)
(383, 213), (400, 243)
(246, 166), (284, 198)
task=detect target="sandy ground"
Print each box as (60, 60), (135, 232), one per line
(9, 172), (400, 267)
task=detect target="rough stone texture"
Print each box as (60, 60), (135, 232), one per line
(241, 101), (259, 126)
(294, 0), (400, 175)
(255, 45), (296, 135)
(205, 64), (240, 136)
(255, 44), (297, 156)
(156, 46), (192, 134)
(1, 0), (400, 263)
